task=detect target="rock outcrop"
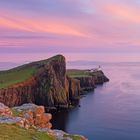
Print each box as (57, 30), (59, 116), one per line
(93, 70), (109, 84)
(0, 103), (52, 129)
(13, 103), (52, 129)
(0, 102), (87, 140)
(0, 103), (12, 116)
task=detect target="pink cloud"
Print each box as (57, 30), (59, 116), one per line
(0, 10), (88, 38)
(0, 0), (140, 60)
(103, 3), (140, 24)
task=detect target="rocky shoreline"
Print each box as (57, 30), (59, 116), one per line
(0, 55), (109, 139)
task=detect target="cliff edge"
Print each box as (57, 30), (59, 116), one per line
(0, 55), (109, 108)
(0, 55), (69, 107)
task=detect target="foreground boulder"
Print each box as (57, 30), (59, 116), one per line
(12, 103), (52, 129)
(0, 103), (12, 117)
(0, 103), (52, 129)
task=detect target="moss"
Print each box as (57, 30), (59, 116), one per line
(0, 124), (55, 140)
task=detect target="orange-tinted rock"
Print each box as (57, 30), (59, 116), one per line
(0, 55), (70, 108)
(13, 103), (52, 129)
(0, 103), (12, 116)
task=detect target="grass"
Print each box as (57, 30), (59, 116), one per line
(0, 67), (36, 89)
(0, 124), (55, 140)
(67, 69), (103, 79)
(0, 124), (84, 140)
(0, 55), (64, 89)
(67, 69), (92, 78)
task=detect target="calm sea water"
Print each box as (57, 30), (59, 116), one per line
(52, 63), (140, 140)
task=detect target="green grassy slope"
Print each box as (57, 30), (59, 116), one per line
(67, 69), (92, 78)
(0, 55), (64, 89)
(0, 124), (83, 140)
(0, 67), (36, 89)
(0, 124), (54, 140)
(67, 69), (103, 78)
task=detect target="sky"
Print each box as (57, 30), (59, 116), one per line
(0, 0), (140, 63)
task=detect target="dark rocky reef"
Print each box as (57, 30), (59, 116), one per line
(0, 55), (109, 109)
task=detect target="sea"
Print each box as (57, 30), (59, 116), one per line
(52, 62), (140, 140)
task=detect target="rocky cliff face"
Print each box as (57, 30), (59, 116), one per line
(68, 77), (81, 100)
(75, 77), (95, 91)
(33, 56), (69, 108)
(0, 78), (36, 107)
(0, 55), (70, 108)
(72, 71), (109, 92)
(93, 70), (109, 84)
(0, 55), (109, 109)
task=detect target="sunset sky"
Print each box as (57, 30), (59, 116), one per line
(0, 0), (140, 63)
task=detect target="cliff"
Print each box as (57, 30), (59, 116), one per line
(0, 55), (109, 109)
(67, 69), (109, 92)
(0, 55), (69, 108)
(67, 77), (81, 100)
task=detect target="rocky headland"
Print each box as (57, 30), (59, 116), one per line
(0, 54), (109, 140)
(0, 55), (109, 109)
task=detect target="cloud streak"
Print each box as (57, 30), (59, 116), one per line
(0, 0), (140, 62)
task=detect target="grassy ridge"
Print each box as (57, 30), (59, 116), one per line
(67, 69), (102, 78)
(0, 124), (83, 140)
(67, 69), (92, 78)
(0, 55), (64, 89)
(0, 67), (36, 89)
(0, 124), (54, 140)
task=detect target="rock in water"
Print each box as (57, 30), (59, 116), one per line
(13, 103), (52, 129)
